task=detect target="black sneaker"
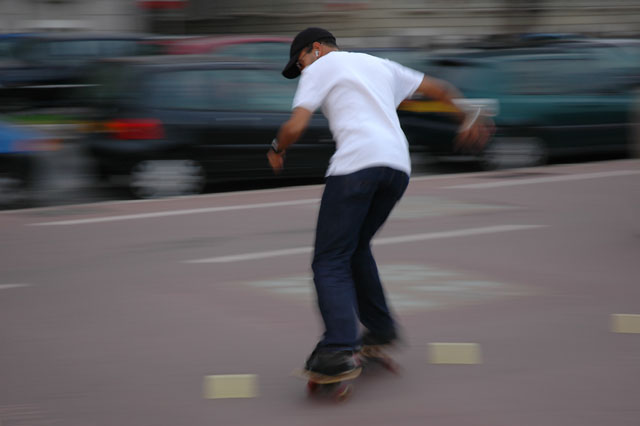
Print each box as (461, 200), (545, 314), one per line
(304, 350), (361, 377)
(361, 329), (399, 346)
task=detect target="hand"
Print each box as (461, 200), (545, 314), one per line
(454, 116), (495, 153)
(267, 149), (285, 174)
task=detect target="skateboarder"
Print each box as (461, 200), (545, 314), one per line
(268, 27), (491, 379)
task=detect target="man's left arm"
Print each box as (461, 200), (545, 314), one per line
(268, 107), (313, 173)
(414, 76), (493, 152)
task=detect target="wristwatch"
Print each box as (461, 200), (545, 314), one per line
(270, 138), (284, 154)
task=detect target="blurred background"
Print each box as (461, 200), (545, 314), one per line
(1, 0), (639, 208)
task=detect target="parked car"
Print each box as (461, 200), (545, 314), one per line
(82, 55), (334, 198)
(0, 32), (162, 110)
(400, 37), (640, 169)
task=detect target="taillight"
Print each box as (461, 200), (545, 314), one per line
(106, 119), (165, 140)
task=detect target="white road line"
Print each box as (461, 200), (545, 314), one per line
(29, 199), (320, 226)
(374, 224), (545, 244)
(185, 224), (546, 264)
(0, 284), (31, 290)
(3, 183), (323, 215)
(188, 246), (314, 263)
(445, 170), (640, 189)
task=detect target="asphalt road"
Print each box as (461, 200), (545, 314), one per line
(1, 159), (639, 425)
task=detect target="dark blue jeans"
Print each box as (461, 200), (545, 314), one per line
(311, 166), (409, 351)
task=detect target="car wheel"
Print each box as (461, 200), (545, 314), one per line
(481, 137), (547, 170)
(0, 156), (34, 207)
(130, 159), (206, 199)
(0, 173), (28, 206)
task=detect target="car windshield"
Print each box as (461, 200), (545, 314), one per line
(144, 68), (297, 112)
(16, 39), (146, 64)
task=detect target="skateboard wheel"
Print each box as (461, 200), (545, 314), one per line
(334, 383), (352, 402)
(307, 380), (319, 395)
(382, 359), (399, 374)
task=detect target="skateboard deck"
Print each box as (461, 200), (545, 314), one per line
(293, 367), (362, 402)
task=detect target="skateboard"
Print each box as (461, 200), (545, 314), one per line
(294, 367), (361, 402)
(294, 345), (398, 402)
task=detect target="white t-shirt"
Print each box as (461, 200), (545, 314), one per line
(292, 51), (423, 176)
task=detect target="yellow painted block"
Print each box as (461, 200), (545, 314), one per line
(428, 343), (482, 365)
(611, 314), (640, 333)
(202, 374), (259, 399)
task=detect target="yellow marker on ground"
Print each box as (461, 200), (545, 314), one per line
(428, 343), (482, 365)
(202, 374), (259, 399)
(611, 314), (640, 333)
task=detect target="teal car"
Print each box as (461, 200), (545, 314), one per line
(401, 38), (640, 169)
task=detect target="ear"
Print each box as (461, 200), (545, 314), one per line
(312, 41), (322, 51)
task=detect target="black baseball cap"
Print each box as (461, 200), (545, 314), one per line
(282, 27), (336, 79)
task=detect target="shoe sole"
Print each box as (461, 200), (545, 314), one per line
(293, 367), (362, 384)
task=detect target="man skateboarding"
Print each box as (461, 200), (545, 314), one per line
(268, 27), (491, 382)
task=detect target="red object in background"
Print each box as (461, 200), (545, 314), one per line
(106, 119), (165, 140)
(165, 35), (292, 55)
(138, 0), (187, 10)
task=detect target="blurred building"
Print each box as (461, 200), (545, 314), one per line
(1, 0), (639, 45)
(1, 0), (144, 33)
(174, 0), (640, 45)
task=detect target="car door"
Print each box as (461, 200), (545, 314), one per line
(197, 66), (333, 180)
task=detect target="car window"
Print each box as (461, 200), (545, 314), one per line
(0, 38), (22, 59)
(213, 42), (289, 62)
(589, 44), (640, 73)
(55, 40), (101, 58)
(137, 41), (168, 56)
(145, 68), (297, 112)
(99, 40), (140, 57)
(505, 55), (604, 95)
(210, 69), (296, 111)
(426, 60), (494, 96)
(19, 40), (102, 65)
(616, 45), (640, 69)
(146, 69), (214, 110)
(14, 39), (45, 62)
